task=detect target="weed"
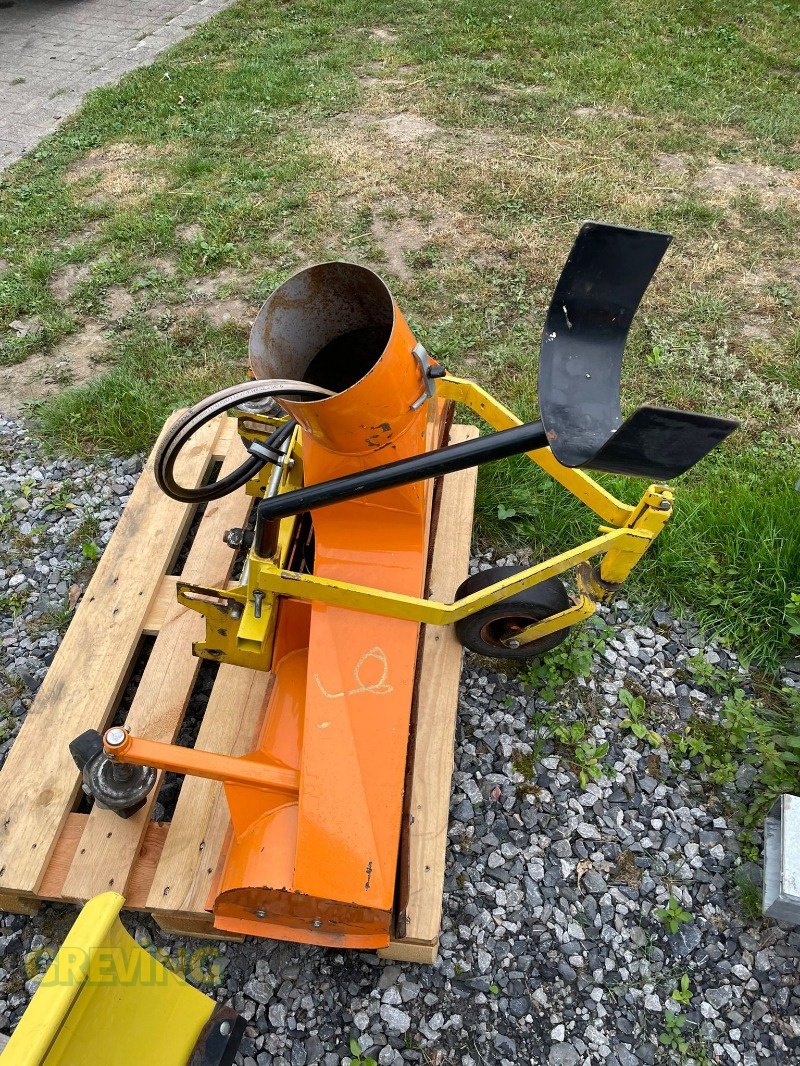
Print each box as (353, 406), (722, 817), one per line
(552, 721), (610, 788)
(670, 974), (692, 1005)
(42, 484), (78, 513)
(619, 688), (663, 748)
(28, 601), (74, 638)
(732, 866), (762, 924)
(81, 540), (100, 561)
(522, 619), (613, 702)
(348, 1038), (376, 1066)
(686, 653), (731, 695)
(654, 896), (693, 934)
(670, 686), (800, 826)
(659, 1010), (689, 1054)
(786, 592), (800, 638)
(0, 590), (28, 619)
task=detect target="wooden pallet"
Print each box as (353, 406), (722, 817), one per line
(0, 415), (478, 964)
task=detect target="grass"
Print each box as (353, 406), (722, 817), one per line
(0, 0), (798, 667)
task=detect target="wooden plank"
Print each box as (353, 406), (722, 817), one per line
(142, 576), (179, 634)
(396, 426), (478, 946)
(154, 913), (243, 942)
(0, 891), (39, 917)
(146, 667), (271, 916)
(0, 412), (223, 897)
(39, 814), (168, 908)
(61, 431), (254, 901)
(377, 938), (438, 964)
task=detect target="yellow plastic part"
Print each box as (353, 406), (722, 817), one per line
(2, 892), (216, 1066)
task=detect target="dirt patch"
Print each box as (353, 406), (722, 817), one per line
(489, 82), (547, 98)
(177, 222), (204, 242)
(656, 153), (800, 204)
(740, 316), (774, 343)
(655, 153), (689, 175)
(58, 222), (103, 250)
(187, 268), (245, 298)
(0, 324), (108, 415)
(106, 286), (134, 319)
(151, 256), (177, 276)
(172, 295), (258, 330)
(697, 160), (800, 204)
(200, 299), (256, 327)
(374, 112), (441, 144)
(65, 143), (168, 203)
(50, 263), (91, 302)
(7, 316), (42, 339)
(371, 214), (446, 280)
(369, 27), (397, 43)
(573, 104), (633, 120)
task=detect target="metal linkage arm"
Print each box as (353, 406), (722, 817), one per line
(256, 419), (549, 524)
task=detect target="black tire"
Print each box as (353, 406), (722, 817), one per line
(454, 565), (572, 660)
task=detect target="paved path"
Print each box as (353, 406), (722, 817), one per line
(0, 0), (235, 170)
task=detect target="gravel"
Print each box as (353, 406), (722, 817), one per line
(1, 416), (800, 1065)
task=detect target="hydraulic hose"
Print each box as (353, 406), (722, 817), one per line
(154, 379), (333, 503)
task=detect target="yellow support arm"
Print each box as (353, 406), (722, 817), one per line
(436, 376), (634, 527)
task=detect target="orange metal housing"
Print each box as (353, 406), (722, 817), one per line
(206, 264), (447, 946)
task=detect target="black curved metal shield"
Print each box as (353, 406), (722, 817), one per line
(538, 221), (738, 479)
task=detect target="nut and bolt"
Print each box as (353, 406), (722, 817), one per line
(255, 909), (266, 919)
(224, 528), (244, 548)
(252, 590), (265, 619)
(506, 639), (521, 650)
(224, 527), (254, 551)
(312, 918), (322, 928)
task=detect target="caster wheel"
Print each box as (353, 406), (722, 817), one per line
(454, 565), (572, 660)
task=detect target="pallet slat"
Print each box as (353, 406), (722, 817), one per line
(147, 667), (271, 917)
(38, 814), (169, 908)
(379, 426), (478, 963)
(0, 413), (224, 897)
(61, 431), (254, 901)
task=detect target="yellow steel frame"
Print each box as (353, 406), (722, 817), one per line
(180, 378), (674, 659)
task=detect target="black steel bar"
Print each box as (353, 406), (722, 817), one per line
(256, 420), (548, 523)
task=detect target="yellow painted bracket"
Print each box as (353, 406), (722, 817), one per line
(436, 376), (635, 527)
(2, 892), (227, 1066)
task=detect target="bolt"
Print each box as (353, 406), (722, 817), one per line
(219, 1021), (231, 1037)
(255, 909), (266, 918)
(312, 918), (322, 928)
(105, 727), (126, 747)
(659, 500), (671, 511)
(506, 639), (521, 649)
(252, 590), (265, 619)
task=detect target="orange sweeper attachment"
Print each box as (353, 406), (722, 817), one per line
(69, 223), (738, 950)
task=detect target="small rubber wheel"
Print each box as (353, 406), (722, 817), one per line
(454, 565), (572, 660)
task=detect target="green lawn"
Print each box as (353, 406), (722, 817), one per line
(0, 0), (798, 667)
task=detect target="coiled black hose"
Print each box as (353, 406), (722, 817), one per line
(154, 379), (332, 503)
